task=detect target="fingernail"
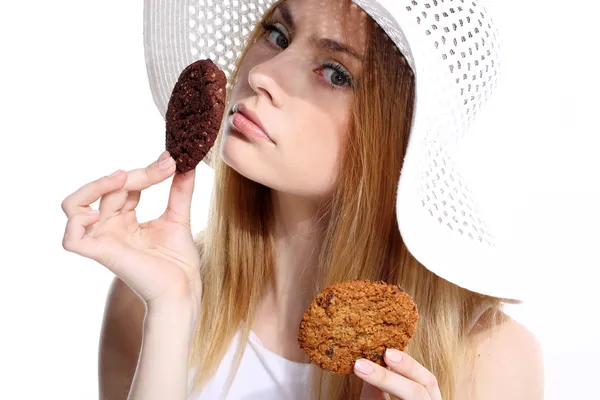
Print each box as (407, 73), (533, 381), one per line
(109, 170), (121, 177)
(385, 348), (403, 363)
(159, 156), (174, 170)
(354, 359), (374, 375)
(158, 151), (170, 163)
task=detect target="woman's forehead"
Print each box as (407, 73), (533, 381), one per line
(273, 0), (369, 54)
(275, 0), (368, 26)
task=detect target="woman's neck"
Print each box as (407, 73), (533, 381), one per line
(249, 190), (326, 362)
(269, 188), (326, 305)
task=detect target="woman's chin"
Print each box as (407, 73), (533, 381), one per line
(220, 139), (269, 184)
(221, 134), (250, 164)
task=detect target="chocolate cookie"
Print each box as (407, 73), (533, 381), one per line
(165, 59), (227, 174)
(298, 280), (419, 374)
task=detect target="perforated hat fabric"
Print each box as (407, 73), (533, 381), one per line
(144, 0), (520, 299)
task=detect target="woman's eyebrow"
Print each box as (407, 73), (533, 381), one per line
(278, 3), (297, 31)
(276, 3), (363, 62)
(310, 37), (363, 62)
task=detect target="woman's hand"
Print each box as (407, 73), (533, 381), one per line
(356, 349), (443, 400)
(61, 151), (202, 319)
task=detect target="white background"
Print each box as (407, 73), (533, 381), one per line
(1, 0), (598, 398)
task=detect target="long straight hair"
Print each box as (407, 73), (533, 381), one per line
(187, 1), (517, 399)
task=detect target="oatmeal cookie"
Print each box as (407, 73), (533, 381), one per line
(298, 279), (419, 374)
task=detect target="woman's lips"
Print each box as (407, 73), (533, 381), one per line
(228, 105), (275, 143)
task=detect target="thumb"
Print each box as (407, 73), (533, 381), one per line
(164, 167), (196, 224)
(360, 381), (387, 400)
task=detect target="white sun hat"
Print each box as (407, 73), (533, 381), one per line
(144, 0), (521, 300)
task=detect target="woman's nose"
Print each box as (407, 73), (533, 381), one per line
(247, 51), (306, 108)
(248, 71), (276, 104)
(248, 62), (283, 108)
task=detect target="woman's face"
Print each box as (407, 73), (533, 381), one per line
(221, 0), (367, 200)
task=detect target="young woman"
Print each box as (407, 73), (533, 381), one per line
(61, 0), (544, 398)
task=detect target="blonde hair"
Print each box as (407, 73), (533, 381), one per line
(188, 1), (518, 398)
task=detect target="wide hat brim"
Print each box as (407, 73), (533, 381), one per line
(144, 0), (523, 300)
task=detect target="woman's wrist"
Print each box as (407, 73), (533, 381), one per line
(146, 295), (198, 326)
(128, 300), (196, 400)
(145, 302), (198, 344)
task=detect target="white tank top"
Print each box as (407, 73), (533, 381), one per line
(187, 330), (312, 400)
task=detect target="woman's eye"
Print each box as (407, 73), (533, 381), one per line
(323, 68), (349, 87)
(320, 64), (354, 89)
(263, 23), (289, 49)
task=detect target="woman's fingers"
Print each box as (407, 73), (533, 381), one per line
(122, 190), (142, 214)
(98, 152), (176, 218)
(63, 210), (147, 284)
(162, 167), (196, 225)
(62, 210), (104, 260)
(121, 152), (175, 213)
(61, 171), (127, 217)
(122, 151), (176, 192)
(355, 349), (443, 400)
(354, 357), (431, 400)
(383, 349), (442, 400)
(62, 152), (175, 220)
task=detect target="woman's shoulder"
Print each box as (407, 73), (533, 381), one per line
(467, 311), (544, 399)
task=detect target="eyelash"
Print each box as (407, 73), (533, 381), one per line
(260, 20), (354, 91)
